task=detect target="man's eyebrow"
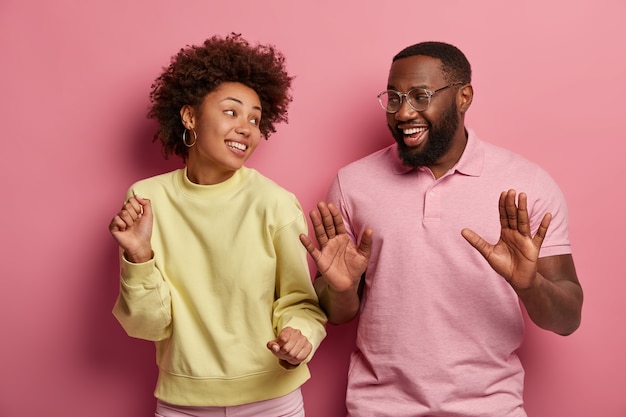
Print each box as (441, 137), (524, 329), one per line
(387, 84), (429, 90)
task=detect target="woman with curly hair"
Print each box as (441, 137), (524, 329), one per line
(109, 34), (326, 417)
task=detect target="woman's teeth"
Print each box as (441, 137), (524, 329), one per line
(226, 141), (247, 151)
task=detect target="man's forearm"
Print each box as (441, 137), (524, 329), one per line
(314, 275), (361, 325)
(517, 275), (583, 336)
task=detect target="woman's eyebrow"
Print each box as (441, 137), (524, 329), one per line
(222, 97), (262, 111)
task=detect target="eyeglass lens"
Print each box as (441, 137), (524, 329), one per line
(379, 89), (431, 113)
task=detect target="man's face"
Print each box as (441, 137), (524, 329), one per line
(385, 55), (461, 168)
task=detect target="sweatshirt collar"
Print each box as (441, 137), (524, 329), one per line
(176, 166), (248, 200)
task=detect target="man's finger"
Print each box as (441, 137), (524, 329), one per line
(309, 208), (329, 246)
(319, 202), (337, 239)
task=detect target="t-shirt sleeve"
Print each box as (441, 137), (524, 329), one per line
(530, 168), (572, 258)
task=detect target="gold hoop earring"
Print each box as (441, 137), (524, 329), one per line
(182, 128), (197, 147)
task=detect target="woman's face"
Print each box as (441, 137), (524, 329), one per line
(182, 82), (262, 185)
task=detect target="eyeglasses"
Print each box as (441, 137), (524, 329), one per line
(377, 82), (463, 113)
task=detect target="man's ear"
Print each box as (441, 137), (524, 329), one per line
(458, 84), (473, 114)
(180, 105), (195, 129)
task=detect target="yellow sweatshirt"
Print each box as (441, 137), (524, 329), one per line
(113, 167), (327, 406)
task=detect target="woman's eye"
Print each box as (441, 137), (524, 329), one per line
(250, 118), (259, 125)
(224, 110), (235, 116)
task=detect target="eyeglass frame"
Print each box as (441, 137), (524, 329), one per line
(377, 81), (464, 113)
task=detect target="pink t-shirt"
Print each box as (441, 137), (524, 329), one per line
(328, 129), (571, 417)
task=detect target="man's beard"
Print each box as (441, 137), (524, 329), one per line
(392, 102), (459, 168)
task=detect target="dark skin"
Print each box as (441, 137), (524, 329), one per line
(300, 55), (583, 335)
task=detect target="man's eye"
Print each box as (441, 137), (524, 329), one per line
(409, 91), (430, 102)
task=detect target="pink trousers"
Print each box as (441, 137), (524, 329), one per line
(155, 388), (305, 417)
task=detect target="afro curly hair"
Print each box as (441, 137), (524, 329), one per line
(147, 33), (293, 161)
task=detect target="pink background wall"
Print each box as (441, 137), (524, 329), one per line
(1, 1), (624, 416)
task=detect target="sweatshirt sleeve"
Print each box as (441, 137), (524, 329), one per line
(271, 211), (327, 363)
(112, 254), (173, 341)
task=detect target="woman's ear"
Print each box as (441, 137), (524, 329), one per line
(458, 84), (473, 114)
(180, 105), (195, 129)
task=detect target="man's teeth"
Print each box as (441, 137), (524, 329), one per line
(226, 141), (247, 151)
(403, 127), (427, 135)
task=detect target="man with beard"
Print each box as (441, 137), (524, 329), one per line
(299, 42), (583, 417)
